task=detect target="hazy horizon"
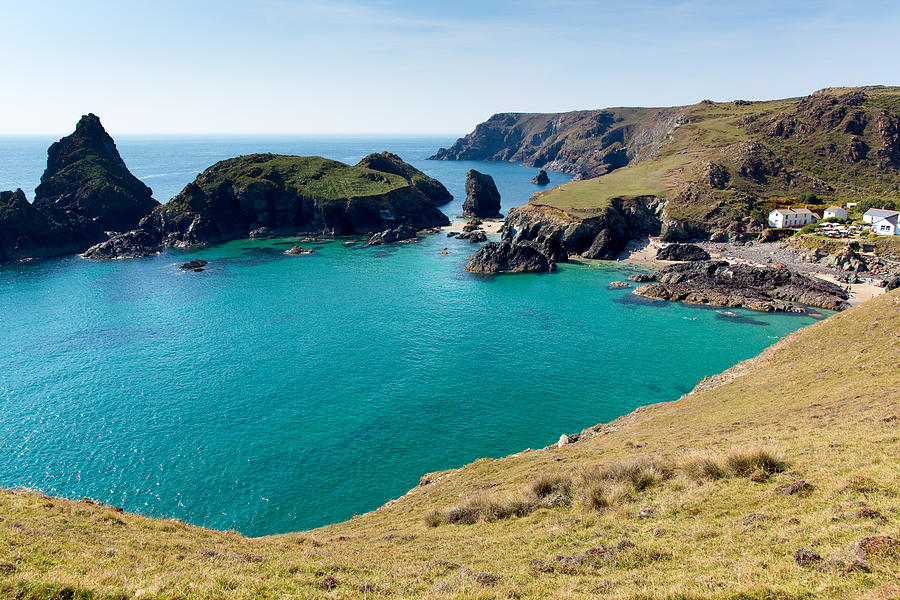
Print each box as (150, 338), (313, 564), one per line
(4, 0), (900, 135)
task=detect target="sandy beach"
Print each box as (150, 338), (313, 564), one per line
(443, 218), (504, 235)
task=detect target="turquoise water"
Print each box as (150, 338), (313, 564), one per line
(0, 137), (824, 536)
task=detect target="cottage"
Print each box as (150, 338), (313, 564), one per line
(768, 208), (819, 229)
(862, 208), (900, 224)
(868, 211), (899, 236)
(823, 206), (848, 220)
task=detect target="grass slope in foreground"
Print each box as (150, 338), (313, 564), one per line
(1, 292), (899, 599)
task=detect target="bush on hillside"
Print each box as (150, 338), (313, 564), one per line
(797, 192), (818, 203)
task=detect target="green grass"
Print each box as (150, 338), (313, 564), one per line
(1, 292), (898, 598)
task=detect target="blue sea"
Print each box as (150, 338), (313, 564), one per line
(0, 136), (824, 536)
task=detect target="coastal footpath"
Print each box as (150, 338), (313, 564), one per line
(2, 290), (897, 599)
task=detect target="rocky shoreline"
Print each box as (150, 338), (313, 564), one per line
(630, 260), (850, 312)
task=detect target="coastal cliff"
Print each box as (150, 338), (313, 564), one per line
(441, 86), (900, 247)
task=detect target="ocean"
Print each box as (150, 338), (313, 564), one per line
(0, 136), (824, 536)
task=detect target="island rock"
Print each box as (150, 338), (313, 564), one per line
(463, 170), (501, 218)
(465, 242), (555, 273)
(531, 170), (550, 185)
(136, 154), (450, 251)
(655, 243), (711, 261)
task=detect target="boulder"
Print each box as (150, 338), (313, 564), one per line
(365, 224), (419, 246)
(462, 170), (501, 218)
(656, 243), (711, 261)
(285, 245), (315, 255)
(885, 276), (900, 291)
(465, 242), (555, 274)
(82, 230), (161, 260)
(531, 170), (550, 185)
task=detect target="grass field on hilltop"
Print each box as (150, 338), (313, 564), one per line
(1, 290), (898, 599)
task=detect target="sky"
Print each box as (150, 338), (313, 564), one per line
(2, 0), (900, 134)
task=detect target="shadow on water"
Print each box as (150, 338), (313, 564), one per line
(712, 311), (770, 326)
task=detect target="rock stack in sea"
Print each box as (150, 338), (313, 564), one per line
(0, 114), (159, 262)
(530, 170), (550, 185)
(462, 170), (501, 218)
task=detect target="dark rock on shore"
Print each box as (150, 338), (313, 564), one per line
(365, 224), (419, 246)
(82, 230), (161, 259)
(886, 276), (900, 291)
(632, 260), (849, 312)
(465, 242), (555, 273)
(531, 170), (550, 185)
(655, 243), (711, 261)
(1, 115), (159, 262)
(463, 170), (501, 218)
(136, 154), (449, 252)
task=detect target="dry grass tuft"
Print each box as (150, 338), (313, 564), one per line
(680, 454), (728, 482)
(725, 448), (788, 478)
(530, 474), (571, 498)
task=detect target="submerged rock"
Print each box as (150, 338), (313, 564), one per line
(463, 170), (501, 218)
(178, 259), (208, 272)
(632, 260), (849, 312)
(531, 170), (550, 185)
(365, 224), (419, 246)
(655, 243), (710, 261)
(465, 242), (555, 274)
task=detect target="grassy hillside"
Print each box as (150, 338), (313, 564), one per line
(2, 291), (899, 599)
(494, 87), (900, 236)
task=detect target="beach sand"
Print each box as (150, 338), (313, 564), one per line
(443, 219), (504, 235)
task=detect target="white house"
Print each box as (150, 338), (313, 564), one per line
(823, 206), (848, 220)
(863, 208), (900, 224)
(868, 211), (899, 236)
(768, 208), (819, 229)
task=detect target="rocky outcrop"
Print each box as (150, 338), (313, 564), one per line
(656, 243), (710, 261)
(128, 154), (449, 254)
(465, 242), (555, 274)
(633, 260), (849, 312)
(365, 224), (419, 246)
(356, 152), (452, 206)
(0, 116), (159, 262)
(463, 170), (501, 218)
(82, 230), (161, 259)
(501, 198), (663, 263)
(34, 114), (158, 234)
(531, 170), (550, 185)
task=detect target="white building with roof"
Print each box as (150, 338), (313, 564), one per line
(823, 206), (848, 220)
(768, 208), (819, 229)
(866, 210), (899, 235)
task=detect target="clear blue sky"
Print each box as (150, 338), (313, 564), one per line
(3, 0), (899, 134)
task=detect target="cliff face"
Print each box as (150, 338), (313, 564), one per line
(430, 108), (684, 179)
(0, 115), (158, 262)
(501, 197), (663, 262)
(128, 154), (450, 251)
